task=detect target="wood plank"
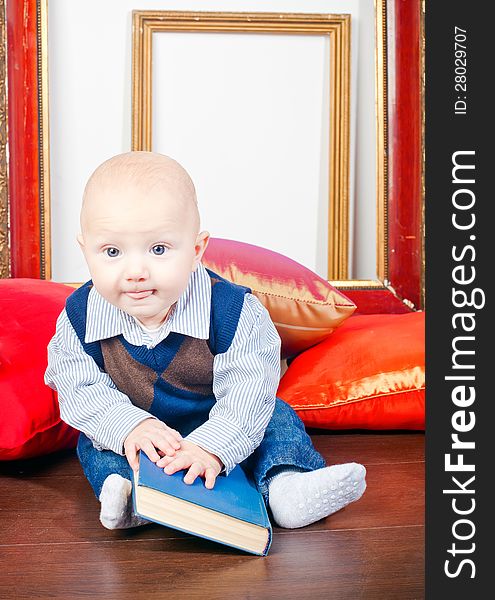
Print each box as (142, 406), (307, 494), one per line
(0, 461), (423, 545)
(0, 527), (424, 600)
(0, 433), (424, 598)
(0, 433), (424, 479)
(310, 432), (424, 465)
(0, 449), (82, 478)
(304, 461), (424, 532)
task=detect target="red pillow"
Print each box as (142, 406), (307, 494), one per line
(202, 238), (356, 359)
(0, 278), (79, 460)
(277, 312), (425, 430)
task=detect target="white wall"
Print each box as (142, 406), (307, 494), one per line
(152, 31), (331, 277)
(48, 0), (376, 282)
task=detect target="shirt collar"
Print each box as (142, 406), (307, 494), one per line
(85, 263), (211, 344)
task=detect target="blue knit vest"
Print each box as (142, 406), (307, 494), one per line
(65, 269), (250, 435)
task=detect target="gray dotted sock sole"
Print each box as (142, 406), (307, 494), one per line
(268, 463), (367, 529)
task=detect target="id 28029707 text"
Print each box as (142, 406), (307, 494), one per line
(454, 27), (468, 115)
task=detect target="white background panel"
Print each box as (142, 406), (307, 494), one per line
(47, 0), (376, 282)
(153, 32), (329, 274)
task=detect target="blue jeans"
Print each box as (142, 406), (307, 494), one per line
(77, 398), (326, 505)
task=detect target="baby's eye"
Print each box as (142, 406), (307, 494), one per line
(151, 245), (167, 256)
(105, 247), (120, 258)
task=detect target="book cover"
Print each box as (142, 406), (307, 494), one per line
(132, 451), (272, 556)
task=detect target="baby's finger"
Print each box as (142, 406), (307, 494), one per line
(156, 454), (175, 468)
(151, 433), (178, 456)
(183, 462), (203, 485)
(165, 426), (183, 442)
(124, 442), (140, 472)
(204, 467), (218, 490)
(164, 453), (191, 475)
(163, 432), (181, 451)
(158, 443), (177, 457)
(141, 439), (161, 464)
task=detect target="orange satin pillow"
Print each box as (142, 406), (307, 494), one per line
(277, 312), (425, 430)
(202, 238), (356, 359)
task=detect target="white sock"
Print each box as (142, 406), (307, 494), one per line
(99, 474), (148, 530)
(268, 463), (367, 529)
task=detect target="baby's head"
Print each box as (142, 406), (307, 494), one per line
(78, 151), (209, 328)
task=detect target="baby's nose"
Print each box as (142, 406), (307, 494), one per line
(125, 261), (149, 281)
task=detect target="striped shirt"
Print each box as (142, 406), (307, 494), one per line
(44, 264), (281, 473)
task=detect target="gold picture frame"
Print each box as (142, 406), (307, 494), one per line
(4, 1), (423, 312)
(131, 10), (351, 281)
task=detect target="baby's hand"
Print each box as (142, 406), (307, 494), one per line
(124, 418), (182, 471)
(156, 439), (223, 489)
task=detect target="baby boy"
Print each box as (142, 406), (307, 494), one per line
(45, 151), (366, 530)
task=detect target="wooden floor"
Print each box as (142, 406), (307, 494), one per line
(0, 433), (424, 599)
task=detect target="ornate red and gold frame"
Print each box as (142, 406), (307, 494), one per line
(3, 0), (424, 313)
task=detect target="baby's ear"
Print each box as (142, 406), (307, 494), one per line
(76, 233), (85, 249)
(192, 230), (210, 270)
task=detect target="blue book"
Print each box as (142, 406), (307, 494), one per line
(132, 451), (272, 556)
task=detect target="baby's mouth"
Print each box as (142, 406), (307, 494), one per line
(125, 290), (154, 300)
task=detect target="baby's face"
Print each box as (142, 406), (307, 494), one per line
(79, 179), (208, 328)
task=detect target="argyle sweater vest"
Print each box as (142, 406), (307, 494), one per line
(65, 269), (250, 435)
